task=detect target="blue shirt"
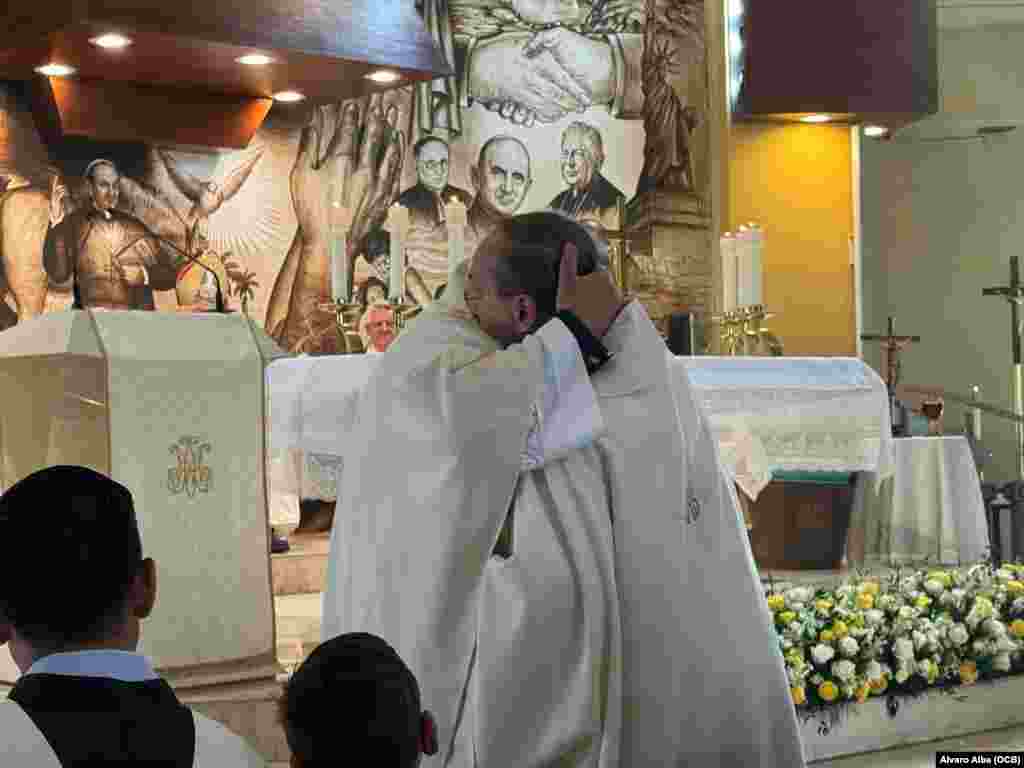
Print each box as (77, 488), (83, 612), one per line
(26, 650), (159, 683)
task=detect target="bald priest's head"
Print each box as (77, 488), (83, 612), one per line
(464, 210), (601, 347)
(0, 465), (157, 670)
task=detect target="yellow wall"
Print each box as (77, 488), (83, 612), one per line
(728, 123), (856, 355)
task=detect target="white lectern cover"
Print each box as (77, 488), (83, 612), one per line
(0, 310), (287, 689)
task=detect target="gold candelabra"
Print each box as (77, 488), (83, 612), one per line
(322, 296), (422, 355)
(713, 305), (784, 356)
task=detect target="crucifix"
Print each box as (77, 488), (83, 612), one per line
(861, 316), (921, 436)
(983, 253), (1024, 479)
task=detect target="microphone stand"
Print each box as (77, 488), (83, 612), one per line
(133, 225), (226, 313)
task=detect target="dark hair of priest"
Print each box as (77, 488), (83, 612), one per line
(0, 465), (146, 654)
(489, 210), (600, 328)
(279, 632), (438, 768)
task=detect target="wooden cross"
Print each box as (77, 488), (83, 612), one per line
(860, 316), (921, 400)
(599, 198), (644, 294)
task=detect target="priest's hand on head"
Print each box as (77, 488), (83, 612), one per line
(557, 242), (624, 339)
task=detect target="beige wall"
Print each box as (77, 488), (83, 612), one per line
(727, 122), (856, 355)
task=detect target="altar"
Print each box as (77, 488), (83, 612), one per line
(268, 352), (897, 573)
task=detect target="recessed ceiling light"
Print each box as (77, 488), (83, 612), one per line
(864, 125), (888, 138)
(237, 53), (274, 66)
(90, 33), (132, 49)
(365, 70), (402, 84)
(800, 114), (832, 124)
(273, 90), (305, 103)
(35, 63), (76, 77)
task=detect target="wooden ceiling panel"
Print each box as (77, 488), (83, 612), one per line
(49, 77), (272, 149)
(0, 0), (448, 148)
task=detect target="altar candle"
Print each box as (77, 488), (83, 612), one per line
(972, 385), (983, 441)
(388, 203), (410, 300)
(721, 233), (737, 312)
(749, 222), (764, 306)
(736, 225), (752, 307)
(444, 197), (468, 277)
(329, 206), (352, 303)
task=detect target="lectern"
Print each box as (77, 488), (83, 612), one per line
(0, 310), (290, 759)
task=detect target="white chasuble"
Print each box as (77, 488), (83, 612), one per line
(322, 263), (617, 767)
(594, 301), (805, 768)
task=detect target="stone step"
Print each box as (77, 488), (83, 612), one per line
(271, 532), (329, 596)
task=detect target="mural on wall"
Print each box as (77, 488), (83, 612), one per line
(0, 0), (709, 352)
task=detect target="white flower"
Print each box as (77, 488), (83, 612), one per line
(786, 587), (812, 604)
(894, 637), (915, 661)
(994, 653), (1012, 673)
(997, 569), (1015, 582)
(912, 630), (928, 651)
(1012, 597), (1024, 615)
(839, 636), (859, 658)
(809, 673), (824, 685)
(850, 625), (869, 639)
(781, 639), (794, 650)
(865, 661), (883, 682)
(894, 665), (911, 684)
(924, 579), (945, 596)
(832, 659), (857, 682)
(898, 606), (915, 620)
(938, 592), (958, 609)
(948, 623), (969, 646)
(788, 622), (802, 634)
(973, 639), (992, 655)
(865, 609), (885, 627)
(811, 644), (836, 665)
(786, 667), (798, 684)
(917, 659), (933, 677)
(996, 635), (1019, 654)
(952, 588), (967, 604)
(983, 619), (1007, 638)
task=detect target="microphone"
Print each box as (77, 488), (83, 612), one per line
(71, 256), (83, 310)
(144, 230), (226, 313)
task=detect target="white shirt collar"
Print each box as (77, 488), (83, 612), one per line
(26, 650), (159, 682)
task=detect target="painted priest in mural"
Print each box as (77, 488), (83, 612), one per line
(45, 160), (179, 310)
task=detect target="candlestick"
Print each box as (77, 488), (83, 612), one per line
(444, 197), (467, 278)
(721, 232), (737, 313)
(387, 203), (409, 300)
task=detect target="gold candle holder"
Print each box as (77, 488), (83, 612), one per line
(388, 295), (422, 333)
(713, 305), (784, 356)
(320, 300), (365, 355)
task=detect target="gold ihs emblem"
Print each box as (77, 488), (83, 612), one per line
(168, 435), (212, 497)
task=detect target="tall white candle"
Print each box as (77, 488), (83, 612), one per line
(735, 225), (751, 307)
(749, 223), (763, 306)
(444, 197), (468, 278)
(387, 203), (410, 300)
(721, 233), (737, 313)
(329, 206), (352, 303)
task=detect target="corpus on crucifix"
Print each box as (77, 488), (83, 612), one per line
(861, 316), (921, 437)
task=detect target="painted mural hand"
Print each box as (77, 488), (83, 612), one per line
(522, 27), (616, 107)
(265, 94), (407, 352)
(468, 32), (593, 124)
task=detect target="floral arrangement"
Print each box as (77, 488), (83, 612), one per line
(767, 563), (1024, 710)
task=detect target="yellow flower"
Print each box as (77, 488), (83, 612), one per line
(915, 595), (932, 610)
(791, 686), (807, 706)
(855, 683), (870, 704)
(819, 629), (835, 643)
(832, 621), (849, 639)
(815, 599), (834, 614)
(1007, 581), (1024, 596)
(768, 594), (786, 612)
(869, 675), (888, 695)
(857, 593), (875, 610)
(927, 571), (952, 588)
(959, 661), (978, 686)
(859, 581), (881, 596)
(1012, 620), (1024, 639)
(778, 611), (797, 625)
(818, 681), (839, 702)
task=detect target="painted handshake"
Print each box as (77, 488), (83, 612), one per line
(468, 28), (616, 126)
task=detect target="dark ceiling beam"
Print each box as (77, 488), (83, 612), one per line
(49, 77), (273, 149)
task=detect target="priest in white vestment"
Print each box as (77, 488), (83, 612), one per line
(322, 211), (805, 767)
(322, 213), (624, 767)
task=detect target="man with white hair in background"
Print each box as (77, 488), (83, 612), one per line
(359, 301), (397, 355)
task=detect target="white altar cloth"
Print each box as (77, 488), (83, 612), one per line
(677, 357), (894, 500)
(268, 354), (894, 509)
(847, 436), (989, 566)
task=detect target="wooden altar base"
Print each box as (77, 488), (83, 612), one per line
(742, 478), (855, 571)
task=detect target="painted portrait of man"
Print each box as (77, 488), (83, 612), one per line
(467, 135), (532, 241)
(549, 121), (625, 228)
(397, 137), (473, 231)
